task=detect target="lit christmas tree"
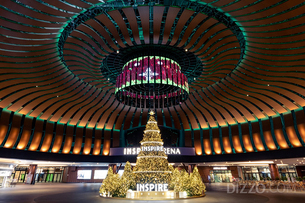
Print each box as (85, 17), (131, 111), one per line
(174, 170), (190, 193)
(100, 111), (206, 198)
(133, 111), (173, 187)
(99, 167), (120, 196)
(112, 161), (136, 197)
(188, 167), (206, 196)
(169, 167), (180, 190)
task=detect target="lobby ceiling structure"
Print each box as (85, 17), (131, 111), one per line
(0, 0), (305, 159)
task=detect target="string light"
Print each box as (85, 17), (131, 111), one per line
(141, 141), (164, 145)
(137, 156), (168, 159)
(133, 171), (172, 173)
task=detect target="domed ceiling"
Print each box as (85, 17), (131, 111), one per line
(0, 0), (305, 158)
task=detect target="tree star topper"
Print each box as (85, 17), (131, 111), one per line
(149, 111), (155, 116)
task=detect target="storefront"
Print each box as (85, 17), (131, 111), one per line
(11, 167), (28, 183)
(0, 164), (14, 188)
(242, 166), (271, 180)
(11, 166), (64, 183)
(197, 166), (239, 183)
(278, 165), (297, 180)
(0, 170), (12, 188)
(62, 166), (124, 183)
(209, 167), (233, 183)
(35, 167), (64, 183)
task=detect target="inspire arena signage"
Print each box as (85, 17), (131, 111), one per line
(137, 183), (168, 192)
(109, 147), (195, 156)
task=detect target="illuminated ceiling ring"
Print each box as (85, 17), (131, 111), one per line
(115, 55), (189, 108)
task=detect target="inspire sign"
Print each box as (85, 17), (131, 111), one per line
(137, 183), (168, 192)
(124, 147), (181, 155)
(109, 147), (195, 156)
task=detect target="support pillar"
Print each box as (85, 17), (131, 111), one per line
(109, 164), (117, 174)
(25, 164), (37, 184)
(296, 166), (305, 177)
(188, 164), (196, 174)
(237, 166), (243, 180)
(269, 164), (280, 180)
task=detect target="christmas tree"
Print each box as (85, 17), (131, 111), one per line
(121, 161), (136, 190)
(133, 111), (173, 185)
(174, 170), (190, 192)
(99, 167), (120, 196)
(112, 161), (136, 197)
(188, 167), (206, 196)
(100, 162), (136, 197)
(169, 167), (180, 190)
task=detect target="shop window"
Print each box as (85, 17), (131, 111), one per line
(77, 170), (92, 179)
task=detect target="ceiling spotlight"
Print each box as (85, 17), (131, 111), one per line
(185, 49), (188, 52)
(116, 50), (119, 53)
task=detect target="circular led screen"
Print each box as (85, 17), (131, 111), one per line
(115, 56), (189, 108)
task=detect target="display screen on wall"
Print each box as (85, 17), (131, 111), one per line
(77, 170), (92, 179)
(94, 170), (124, 179)
(94, 170), (107, 179)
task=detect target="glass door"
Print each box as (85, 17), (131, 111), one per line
(210, 170), (232, 183)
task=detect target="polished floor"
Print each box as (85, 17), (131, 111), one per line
(0, 183), (305, 203)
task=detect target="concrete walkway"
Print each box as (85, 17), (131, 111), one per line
(0, 182), (304, 203)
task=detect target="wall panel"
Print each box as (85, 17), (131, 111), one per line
(93, 129), (102, 155)
(251, 122), (265, 151)
(202, 129), (212, 155)
(231, 125), (243, 153)
(40, 122), (54, 152)
(0, 111), (11, 146)
(28, 120), (44, 151)
(295, 110), (305, 143)
(184, 131), (192, 147)
(261, 119), (277, 150)
(241, 123), (254, 152)
(4, 113), (23, 148)
(272, 117), (289, 149)
(16, 117), (33, 150)
(212, 128), (222, 154)
(51, 123), (64, 153)
(102, 130), (111, 156)
(283, 114), (302, 147)
(62, 125), (74, 154)
(83, 128), (93, 155)
(73, 127), (84, 154)
(221, 126), (232, 154)
(194, 130), (202, 155)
